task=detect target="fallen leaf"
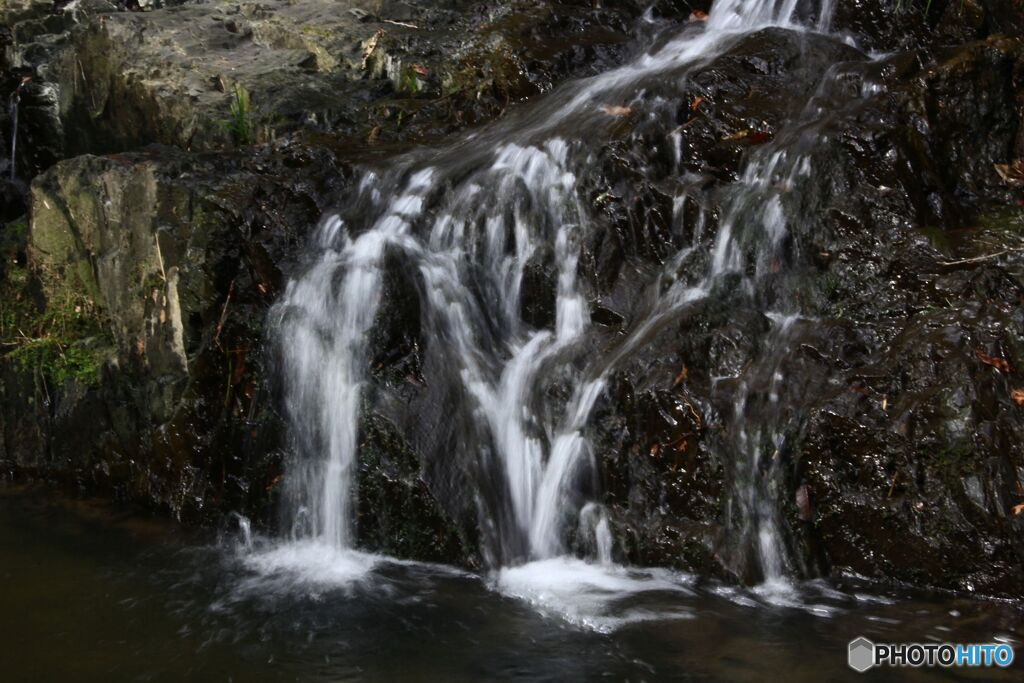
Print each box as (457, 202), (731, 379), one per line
(673, 365), (688, 387)
(688, 10), (708, 22)
(690, 95), (704, 111)
(1012, 389), (1024, 406)
(411, 63), (429, 77)
(600, 104), (632, 117)
(649, 443), (661, 457)
(1012, 503), (1024, 515)
(361, 29), (385, 69)
(684, 400), (702, 430)
(994, 160), (1024, 188)
(976, 348), (1011, 373)
(721, 129), (750, 142)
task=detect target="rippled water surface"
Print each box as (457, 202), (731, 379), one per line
(2, 491), (1021, 681)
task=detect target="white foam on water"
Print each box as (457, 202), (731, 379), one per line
(240, 540), (380, 591)
(494, 558), (695, 633)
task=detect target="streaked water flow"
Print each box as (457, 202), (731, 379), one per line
(268, 0), (838, 603)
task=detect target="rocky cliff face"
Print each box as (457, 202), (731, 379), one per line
(2, 146), (330, 521)
(2, 0), (1023, 596)
(0, 0), (653, 525)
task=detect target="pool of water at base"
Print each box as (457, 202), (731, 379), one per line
(1, 489), (1021, 682)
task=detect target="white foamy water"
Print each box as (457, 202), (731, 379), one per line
(243, 541), (379, 587)
(495, 558), (695, 632)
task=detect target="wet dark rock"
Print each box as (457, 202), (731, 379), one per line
(831, 0), (1024, 55)
(357, 412), (478, 565)
(596, 371), (725, 573)
(571, 28), (1024, 594)
(370, 250), (424, 386)
(770, 37), (1024, 594)
(520, 246), (558, 329)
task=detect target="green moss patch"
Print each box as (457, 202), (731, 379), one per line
(0, 219), (112, 387)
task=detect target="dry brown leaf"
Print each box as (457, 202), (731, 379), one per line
(1012, 503), (1024, 515)
(600, 104), (632, 117)
(994, 160), (1024, 188)
(976, 348), (1011, 373)
(690, 95), (704, 111)
(722, 129), (750, 142)
(688, 10), (708, 21)
(649, 443), (661, 457)
(411, 63), (429, 77)
(1012, 388), (1024, 406)
(361, 29), (385, 69)
(673, 365), (688, 387)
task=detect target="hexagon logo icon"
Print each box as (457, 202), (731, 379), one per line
(848, 637), (875, 673)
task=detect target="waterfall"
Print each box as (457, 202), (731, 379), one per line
(8, 86), (20, 181)
(270, 0), (838, 583)
(272, 169), (434, 549)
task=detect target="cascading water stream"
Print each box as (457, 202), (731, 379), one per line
(266, 0), (844, 594)
(8, 86), (20, 181)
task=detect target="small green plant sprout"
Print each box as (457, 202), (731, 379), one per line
(228, 84), (254, 145)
